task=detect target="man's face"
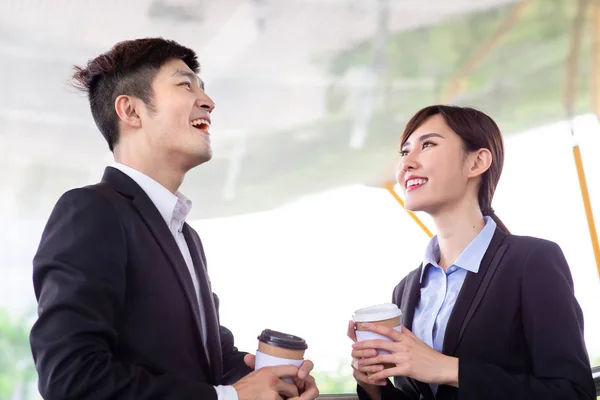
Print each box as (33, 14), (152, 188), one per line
(141, 58), (215, 170)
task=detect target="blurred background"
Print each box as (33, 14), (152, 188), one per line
(1, 0), (600, 398)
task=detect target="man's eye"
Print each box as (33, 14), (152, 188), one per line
(180, 82), (192, 88)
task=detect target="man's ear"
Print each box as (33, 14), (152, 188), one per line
(467, 148), (492, 179)
(115, 95), (142, 129)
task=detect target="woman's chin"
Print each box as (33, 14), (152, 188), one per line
(403, 202), (422, 213)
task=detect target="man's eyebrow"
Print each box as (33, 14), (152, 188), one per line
(401, 132), (444, 148)
(171, 69), (205, 90)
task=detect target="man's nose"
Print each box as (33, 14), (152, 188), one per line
(196, 92), (215, 113)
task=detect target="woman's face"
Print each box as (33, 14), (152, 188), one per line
(396, 114), (479, 215)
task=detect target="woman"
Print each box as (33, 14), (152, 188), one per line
(348, 105), (595, 400)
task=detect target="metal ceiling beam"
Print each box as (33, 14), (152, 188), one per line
(441, 0), (533, 103)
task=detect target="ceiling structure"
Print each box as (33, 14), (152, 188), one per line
(0, 0), (521, 219)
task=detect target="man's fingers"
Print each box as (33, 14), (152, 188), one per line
(270, 364), (300, 378)
(298, 378), (319, 400)
(274, 378), (300, 399)
(292, 376), (305, 391)
(244, 354), (256, 369)
(298, 360), (314, 380)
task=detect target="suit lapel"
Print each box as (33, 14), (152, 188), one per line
(183, 224), (223, 384)
(101, 168), (212, 375)
(400, 265), (423, 331)
(399, 266), (435, 400)
(442, 229), (508, 356)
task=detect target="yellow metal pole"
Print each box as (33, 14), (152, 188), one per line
(441, 0), (533, 103)
(565, 0), (600, 279)
(382, 181), (433, 238)
(573, 145), (600, 278)
(589, 0), (600, 278)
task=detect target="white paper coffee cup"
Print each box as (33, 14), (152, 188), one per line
(353, 303), (402, 356)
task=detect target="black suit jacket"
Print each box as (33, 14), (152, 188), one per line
(30, 167), (252, 400)
(358, 228), (595, 400)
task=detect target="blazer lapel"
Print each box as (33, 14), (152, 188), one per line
(400, 265), (423, 331)
(183, 224), (223, 384)
(442, 229), (509, 356)
(399, 266), (435, 400)
(101, 168), (211, 373)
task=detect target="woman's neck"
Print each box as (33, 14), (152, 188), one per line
(431, 202), (486, 270)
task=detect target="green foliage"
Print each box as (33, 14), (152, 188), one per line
(325, 0), (591, 132)
(313, 359), (356, 394)
(0, 309), (37, 399)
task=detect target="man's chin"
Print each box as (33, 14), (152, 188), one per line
(181, 151), (212, 171)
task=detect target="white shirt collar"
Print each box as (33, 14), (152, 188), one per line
(111, 162), (192, 232)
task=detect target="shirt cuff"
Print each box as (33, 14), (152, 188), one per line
(214, 385), (239, 400)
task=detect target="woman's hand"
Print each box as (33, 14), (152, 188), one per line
(351, 322), (459, 387)
(347, 320), (387, 387)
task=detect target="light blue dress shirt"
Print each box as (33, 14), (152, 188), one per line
(412, 217), (496, 392)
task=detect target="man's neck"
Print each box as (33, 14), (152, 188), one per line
(114, 157), (185, 194)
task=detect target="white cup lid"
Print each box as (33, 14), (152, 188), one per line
(352, 303), (402, 322)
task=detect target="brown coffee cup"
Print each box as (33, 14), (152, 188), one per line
(256, 329), (308, 383)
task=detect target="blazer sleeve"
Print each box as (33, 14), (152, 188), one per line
(458, 240), (596, 399)
(30, 188), (218, 400)
(196, 235), (252, 386)
(213, 293), (252, 384)
(357, 380), (417, 400)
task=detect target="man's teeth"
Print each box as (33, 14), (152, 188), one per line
(407, 178), (427, 188)
(191, 119), (210, 129)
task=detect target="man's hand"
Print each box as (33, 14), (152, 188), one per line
(233, 356), (299, 400)
(241, 355), (319, 400)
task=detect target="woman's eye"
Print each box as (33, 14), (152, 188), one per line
(422, 141), (434, 149)
(399, 150), (408, 157)
(180, 82), (192, 88)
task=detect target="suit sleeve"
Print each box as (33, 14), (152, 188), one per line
(458, 240), (596, 399)
(195, 234), (252, 386)
(30, 188), (218, 400)
(213, 294), (252, 385)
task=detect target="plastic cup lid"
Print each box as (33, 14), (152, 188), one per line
(352, 303), (402, 322)
(257, 329), (308, 350)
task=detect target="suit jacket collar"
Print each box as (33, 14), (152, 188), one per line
(100, 167), (216, 382)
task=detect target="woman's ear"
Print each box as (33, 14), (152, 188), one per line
(467, 148), (492, 178)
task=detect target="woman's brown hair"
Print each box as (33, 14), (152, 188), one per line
(400, 105), (509, 233)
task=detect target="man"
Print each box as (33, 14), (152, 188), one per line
(30, 37), (319, 400)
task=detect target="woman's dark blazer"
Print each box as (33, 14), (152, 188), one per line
(358, 228), (595, 400)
